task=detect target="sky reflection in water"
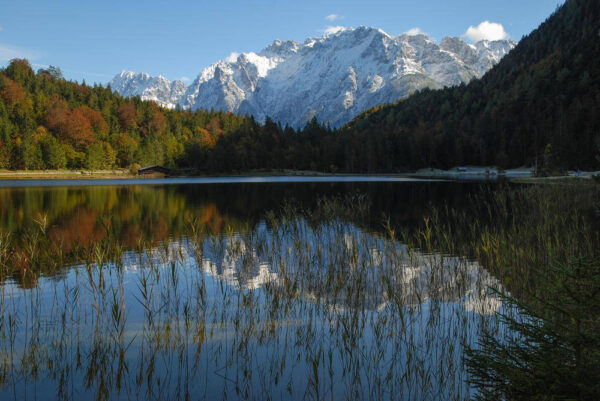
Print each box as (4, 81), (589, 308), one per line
(0, 181), (511, 401)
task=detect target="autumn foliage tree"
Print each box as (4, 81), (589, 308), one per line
(44, 97), (96, 151)
(64, 108), (97, 150)
(0, 77), (25, 111)
(78, 106), (109, 137)
(117, 103), (137, 131)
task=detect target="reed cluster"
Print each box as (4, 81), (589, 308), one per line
(0, 198), (508, 400)
(0, 182), (597, 400)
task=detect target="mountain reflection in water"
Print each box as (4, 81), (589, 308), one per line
(0, 181), (511, 401)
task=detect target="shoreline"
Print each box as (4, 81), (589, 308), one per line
(0, 169), (135, 179)
(0, 167), (597, 182)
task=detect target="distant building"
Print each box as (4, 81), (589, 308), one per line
(137, 165), (171, 176)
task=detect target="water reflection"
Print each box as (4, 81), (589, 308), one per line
(0, 181), (508, 400)
(0, 182), (493, 287)
(197, 220), (503, 315)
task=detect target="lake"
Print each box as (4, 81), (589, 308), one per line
(0, 178), (522, 401)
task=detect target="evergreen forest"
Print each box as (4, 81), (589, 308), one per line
(0, 0), (598, 173)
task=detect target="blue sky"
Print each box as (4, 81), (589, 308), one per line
(0, 0), (564, 84)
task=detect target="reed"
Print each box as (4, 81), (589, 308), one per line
(0, 183), (597, 400)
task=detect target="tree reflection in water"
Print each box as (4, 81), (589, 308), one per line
(0, 181), (513, 400)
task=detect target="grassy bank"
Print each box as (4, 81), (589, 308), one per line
(0, 169), (135, 179)
(0, 168), (388, 180)
(1, 166), (597, 182)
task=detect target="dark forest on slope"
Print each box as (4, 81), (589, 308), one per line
(0, 0), (598, 173)
(347, 0), (600, 171)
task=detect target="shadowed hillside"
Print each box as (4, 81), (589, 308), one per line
(345, 0), (600, 171)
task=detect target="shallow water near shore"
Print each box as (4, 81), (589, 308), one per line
(0, 175), (440, 188)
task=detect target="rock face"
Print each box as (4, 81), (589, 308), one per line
(110, 27), (515, 127)
(109, 71), (186, 109)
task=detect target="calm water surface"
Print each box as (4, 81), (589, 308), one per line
(0, 179), (511, 401)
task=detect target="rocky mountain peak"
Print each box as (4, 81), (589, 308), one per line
(110, 28), (516, 127)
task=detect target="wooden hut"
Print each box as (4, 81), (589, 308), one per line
(137, 165), (172, 176)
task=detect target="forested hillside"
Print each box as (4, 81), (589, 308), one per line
(1, 0), (598, 174)
(0, 59), (335, 172)
(346, 0), (600, 171)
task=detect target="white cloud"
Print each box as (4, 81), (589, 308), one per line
(180, 76), (191, 82)
(405, 27), (425, 36)
(324, 26), (346, 35)
(225, 52), (239, 62)
(0, 43), (41, 63)
(464, 21), (509, 42)
(325, 14), (340, 22)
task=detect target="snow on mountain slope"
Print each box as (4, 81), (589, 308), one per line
(110, 27), (515, 127)
(109, 71), (186, 109)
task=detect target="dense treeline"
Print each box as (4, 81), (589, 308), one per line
(347, 0), (600, 171)
(0, 60), (276, 171)
(0, 58), (347, 172)
(0, 0), (598, 173)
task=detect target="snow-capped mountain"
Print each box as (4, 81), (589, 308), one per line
(110, 71), (186, 109)
(110, 27), (515, 127)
